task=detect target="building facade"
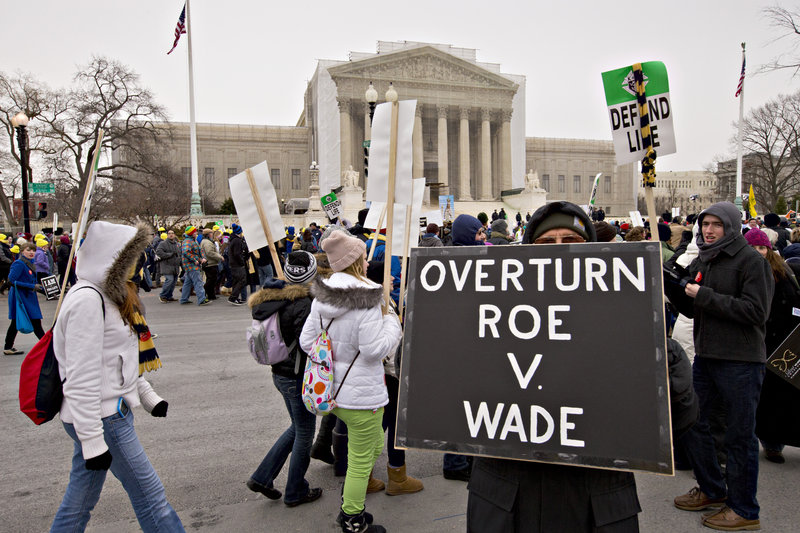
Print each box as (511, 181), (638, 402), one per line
(644, 170), (718, 216)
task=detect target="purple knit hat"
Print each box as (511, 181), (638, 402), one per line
(744, 228), (772, 249)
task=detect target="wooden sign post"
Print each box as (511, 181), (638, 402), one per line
(245, 168), (285, 280)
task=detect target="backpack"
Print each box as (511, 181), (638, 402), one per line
(302, 317), (360, 416)
(246, 313), (298, 369)
(19, 286), (105, 425)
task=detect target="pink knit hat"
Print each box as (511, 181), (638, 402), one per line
(321, 230), (366, 272)
(745, 228), (772, 249)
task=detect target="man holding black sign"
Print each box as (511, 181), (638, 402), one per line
(666, 202), (773, 531)
(466, 201), (641, 533)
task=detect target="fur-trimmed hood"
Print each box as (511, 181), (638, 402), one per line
(76, 221), (152, 307)
(248, 283), (310, 308)
(310, 272), (383, 320)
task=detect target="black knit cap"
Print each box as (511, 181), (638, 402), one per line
(284, 251), (317, 284)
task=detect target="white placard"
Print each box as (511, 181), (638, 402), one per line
(366, 100), (416, 205)
(629, 210), (645, 228)
(671, 207), (680, 218)
(363, 178), (426, 258)
(228, 161), (285, 249)
(422, 210), (444, 227)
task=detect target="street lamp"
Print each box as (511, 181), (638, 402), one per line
(365, 82), (378, 126)
(385, 82), (398, 103)
(10, 112), (31, 233)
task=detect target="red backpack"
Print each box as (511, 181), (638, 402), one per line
(19, 286), (104, 425)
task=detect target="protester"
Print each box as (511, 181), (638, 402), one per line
(49, 221), (183, 532)
(0, 233), (13, 295)
(666, 202), (773, 531)
(34, 238), (52, 282)
(179, 226), (210, 306)
(301, 229), (318, 253)
(349, 208), (372, 242)
(300, 231), (402, 533)
(56, 235), (77, 290)
(246, 251), (322, 506)
(227, 224), (248, 306)
(593, 221), (617, 243)
(418, 223), (443, 247)
(200, 228), (223, 301)
(487, 219), (511, 245)
(4, 242), (45, 355)
(744, 228), (800, 464)
(466, 201), (641, 533)
(156, 230), (181, 303)
(764, 213), (789, 253)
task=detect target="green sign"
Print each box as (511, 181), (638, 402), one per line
(601, 61), (675, 165)
(29, 182), (55, 194)
(362, 140), (371, 148)
(320, 192), (342, 220)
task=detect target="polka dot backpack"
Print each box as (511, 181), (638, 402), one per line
(302, 317), (361, 415)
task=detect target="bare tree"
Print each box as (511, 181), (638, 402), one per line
(761, 5), (800, 76)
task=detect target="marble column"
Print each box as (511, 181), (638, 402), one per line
(337, 96), (352, 176)
(458, 107), (472, 200)
(500, 108), (513, 192)
(413, 105), (423, 179)
(437, 104), (449, 191)
(480, 108), (492, 200)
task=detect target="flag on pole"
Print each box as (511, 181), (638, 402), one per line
(167, 4), (187, 55)
(748, 184), (757, 218)
(735, 54), (746, 97)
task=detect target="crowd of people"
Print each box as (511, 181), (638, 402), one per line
(2, 200), (798, 532)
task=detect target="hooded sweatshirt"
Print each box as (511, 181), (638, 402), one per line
(451, 214), (484, 246)
(299, 272), (402, 410)
(53, 221), (163, 460)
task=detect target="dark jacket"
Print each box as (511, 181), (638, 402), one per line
(487, 232), (511, 245)
(667, 339), (698, 437)
(349, 224), (371, 242)
(56, 243), (71, 273)
(155, 238), (181, 276)
(418, 233), (443, 247)
(228, 233), (247, 269)
(666, 235), (773, 363)
(248, 280), (311, 378)
(0, 242), (13, 266)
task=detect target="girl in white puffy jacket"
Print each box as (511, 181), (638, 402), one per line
(300, 231), (401, 533)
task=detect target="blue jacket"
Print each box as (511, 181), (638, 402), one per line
(366, 234), (402, 305)
(8, 258), (42, 320)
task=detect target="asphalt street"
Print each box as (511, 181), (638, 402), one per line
(1, 290), (798, 532)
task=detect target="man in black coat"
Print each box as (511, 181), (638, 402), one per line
(227, 224), (248, 305)
(666, 201), (773, 531)
(466, 201), (641, 533)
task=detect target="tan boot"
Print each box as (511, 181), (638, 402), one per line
(366, 469), (385, 494)
(386, 464), (424, 496)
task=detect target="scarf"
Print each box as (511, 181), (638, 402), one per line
(132, 310), (161, 376)
(696, 202), (744, 263)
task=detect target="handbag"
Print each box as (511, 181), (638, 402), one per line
(14, 282), (34, 334)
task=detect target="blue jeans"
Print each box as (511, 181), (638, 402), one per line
(51, 409), (184, 533)
(160, 274), (176, 299)
(179, 269), (206, 304)
(257, 264), (274, 287)
(680, 358), (765, 520)
(250, 374), (316, 504)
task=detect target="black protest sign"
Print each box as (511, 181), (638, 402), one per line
(767, 324), (800, 390)
(396, 242), (672, 474)
(40, 275), (60, 300)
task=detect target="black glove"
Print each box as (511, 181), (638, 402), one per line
(85, 450), (112, 471)
(151, 400), (169, 418)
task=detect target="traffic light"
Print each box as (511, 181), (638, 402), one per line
(37, 202), (47, 220)
(364, 145), (369, 179)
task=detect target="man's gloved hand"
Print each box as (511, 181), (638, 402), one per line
(151, 400), (169, 418)
(85, 450), (112, 471)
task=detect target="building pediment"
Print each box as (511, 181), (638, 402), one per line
(327, 45), (518, 93)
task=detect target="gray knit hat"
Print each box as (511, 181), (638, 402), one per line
(284, 251), (317, 284)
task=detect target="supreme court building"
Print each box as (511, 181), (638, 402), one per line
(123, 41), (637, 216)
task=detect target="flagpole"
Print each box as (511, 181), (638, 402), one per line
(186, 0), (203, 215)
(734, 42), (746, 213)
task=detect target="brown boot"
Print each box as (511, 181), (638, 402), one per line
(386, 464), (424, 496)
(366, 469), (385, 494)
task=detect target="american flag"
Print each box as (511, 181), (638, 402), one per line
(735, 55), (746, 97)
(167, 4), (187, 55)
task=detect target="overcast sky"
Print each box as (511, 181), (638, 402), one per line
(2, 0), (797, 172)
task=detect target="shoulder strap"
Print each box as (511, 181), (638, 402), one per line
(75, 286), (106, 318)
(333, 351), (361, 401)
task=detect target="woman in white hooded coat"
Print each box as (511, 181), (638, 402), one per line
(50, 221), (184, 533)
(300, 231), (402, 533)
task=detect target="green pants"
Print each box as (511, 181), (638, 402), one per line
(333, 407), (385, 515)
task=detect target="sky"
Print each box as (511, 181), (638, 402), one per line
(1, 0), (798, 172)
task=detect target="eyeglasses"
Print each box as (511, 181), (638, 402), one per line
(534, 234), (586, 245)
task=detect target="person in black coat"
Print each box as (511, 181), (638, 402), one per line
(467, 201), (641, 533)
(245, 251), (322, 506)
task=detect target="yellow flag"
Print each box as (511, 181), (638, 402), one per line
(748, 184), (757, 218)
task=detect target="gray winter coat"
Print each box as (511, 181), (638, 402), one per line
(155, 239), (181, 276)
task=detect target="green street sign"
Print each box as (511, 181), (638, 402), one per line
(29, 182), (55, 194)
(362, 140), (371, 148)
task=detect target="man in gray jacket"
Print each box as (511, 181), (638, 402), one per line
(668, 202), (773, 531)
(155, 230), (181, 302)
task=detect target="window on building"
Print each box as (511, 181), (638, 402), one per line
(227, 167), (238, 179)
(604, 176), (612, 194)
(203, 167), (215, 192)
(542, 174), (550, 192)
(271, 168), (280, 189)
(573, 175), (581, 194)
(558, 175), (565, 193)
(291, 169), (301, 189)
